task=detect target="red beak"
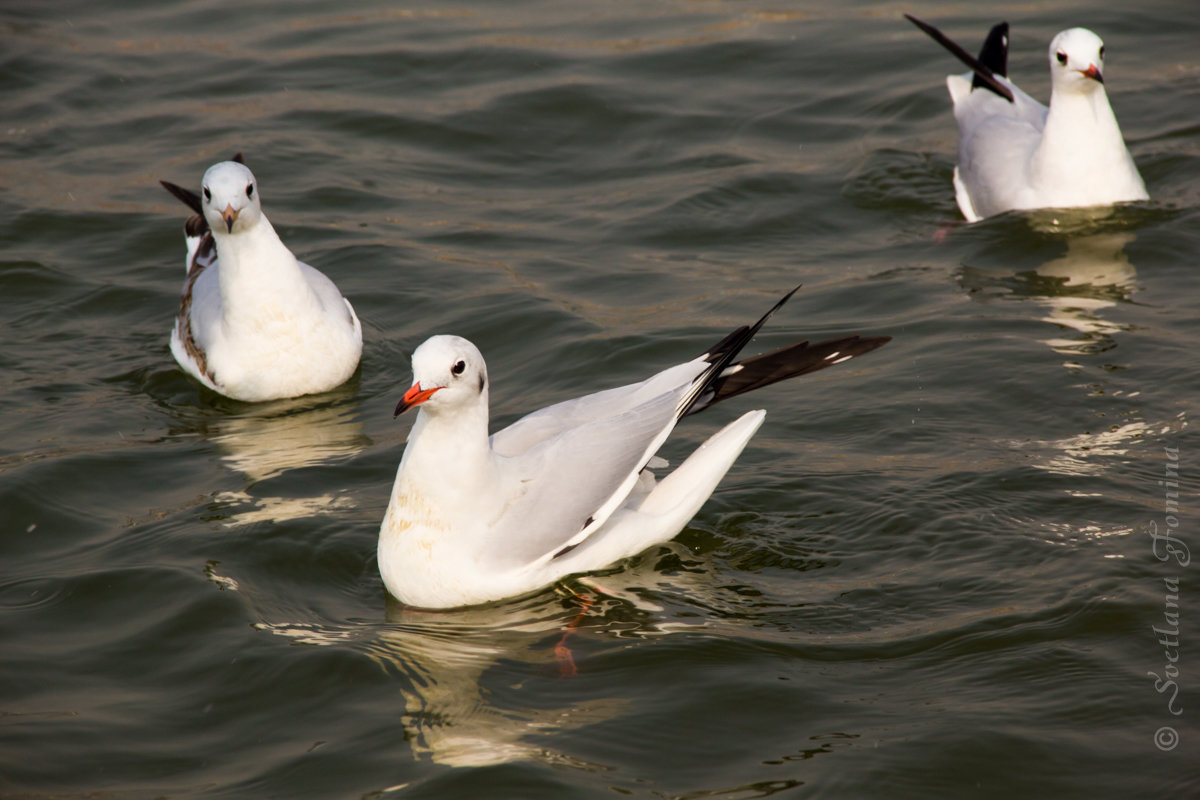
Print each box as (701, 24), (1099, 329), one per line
(1082, 64), (1104, 84)
(394, 382), (440, 417)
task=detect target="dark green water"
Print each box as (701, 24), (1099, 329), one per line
(2, 1), (1198, 797)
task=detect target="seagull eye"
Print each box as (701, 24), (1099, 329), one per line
(1099, 46), (1105, 60)
(452, 360), (466, 376)
(246, 183), (254, 198)
(1056, 51), (1067, 65)
(203, 186), (212, 202)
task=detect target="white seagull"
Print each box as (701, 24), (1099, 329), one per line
(379, 288), (890, 609)
(906, 15), (1148, 222)
(160, 155), (363, 402)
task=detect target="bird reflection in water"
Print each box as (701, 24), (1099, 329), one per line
(362, 588), (625, 769)
(205, 398), (369, 525)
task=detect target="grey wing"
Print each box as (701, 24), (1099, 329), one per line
(989, 76), (1047, 129)
(952, 72), (1046, 136)
(297, 261), (362, 347)
(298, 261), (360, 328)
(953, 77), (1047, 213)
(491, 360), (705, 457)
(171, 260), (222, 390)
(481, 385), (689, 569)
(183, 263), (223, 353)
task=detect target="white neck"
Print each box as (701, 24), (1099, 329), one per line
(395, 397), (496, 505)
(1033, 86), (1129, 184)
(211, 215), (314, 320)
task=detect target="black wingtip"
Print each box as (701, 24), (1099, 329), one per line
(699, 284), (802, 363)
(232, 152), (245, 164)
(679, 285), (806, 417)
(160, 179), (204, 216)
(973, 22), (1009, 87)
(686, 332), (892, 415)
(745, 283), (803, 344)
(905, 14), (1015, 104)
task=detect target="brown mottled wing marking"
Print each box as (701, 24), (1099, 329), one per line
(177, 231), (216, 381)
(183, 213), (207, 238)
(162, 153), (245, 385)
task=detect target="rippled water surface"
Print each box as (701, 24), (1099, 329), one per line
(3, 1), (1199, 797)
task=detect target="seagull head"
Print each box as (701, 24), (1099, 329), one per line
(395, 335), (489, 417)
(1049, 28), (1107, 91)
(201, 161), (263, 235)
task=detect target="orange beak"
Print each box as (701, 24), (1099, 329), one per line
(394, 382), (440, 417)
(221, 204), (239, 232)
(1082, 64), (1103, 84)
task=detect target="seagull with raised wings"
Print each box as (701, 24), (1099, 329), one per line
(906, 15), (1148, 221)
(379, 287), (890, 608)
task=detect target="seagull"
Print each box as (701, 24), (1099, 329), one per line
(379, 287), (890, 609)
(905, 15), (1148, 221)
(160, 156), (363, 402)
